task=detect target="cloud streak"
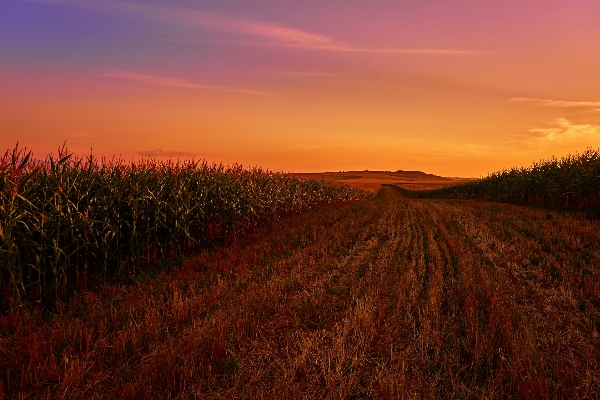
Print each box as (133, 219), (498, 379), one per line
(70, 132), (97, 138)
(26, 0), (480, 54)
(511, 97), (600, 108)
(133, 3), (481, 54)
(528, 118), (600, 142)
(103, 69), (273, 95)
(327, 47), (480, 54)
(137, 149), (196, 158)
(164, 8), (332, 48)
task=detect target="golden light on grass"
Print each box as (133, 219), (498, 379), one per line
(2, 184), (598, 398)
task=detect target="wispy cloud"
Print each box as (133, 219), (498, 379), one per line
(33, 0), (335, 48)
(164, 8), (333, 48)
(528, 118), (600, 142)
(26, 0), (480, 54)
(510, 97), (600, 108)
(103, 69), (272, 95)
(137, 149), (196, 158)
(70, 132), (97, 138)
(137, 4), (481, 54)
(330, 47), (479, 55)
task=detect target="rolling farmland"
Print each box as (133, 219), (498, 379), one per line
(2, 182), (599, 398)
(292, 170), (470, 191)
(4, 1), (600, 398)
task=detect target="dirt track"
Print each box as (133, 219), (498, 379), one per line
(3, 186), (599, 398)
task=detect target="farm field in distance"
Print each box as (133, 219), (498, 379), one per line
(291, 170), (472, 191)
(2, 163), (599, 398)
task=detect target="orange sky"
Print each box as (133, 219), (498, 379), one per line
(1, 1), (599, 177)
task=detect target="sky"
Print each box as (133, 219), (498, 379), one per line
(1, 0), (599, 177)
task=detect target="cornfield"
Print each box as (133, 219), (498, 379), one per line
(0, 144), (367, 310)
(396, 148), (600, 212)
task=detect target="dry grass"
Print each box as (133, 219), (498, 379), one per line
(1, 187), (599, 398)
(291, 171), (469, 192)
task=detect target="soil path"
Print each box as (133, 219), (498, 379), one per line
(377, 184), (405, 200)
(3, 187), (599, 398)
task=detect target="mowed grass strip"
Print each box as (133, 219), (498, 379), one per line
(1, 187), (599, 398)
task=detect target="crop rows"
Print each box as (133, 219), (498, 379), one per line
(2, 186), (598, 398)
(0, 145), (367, 310)
(396, 148), (600, 213)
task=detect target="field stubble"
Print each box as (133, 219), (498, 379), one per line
(1, 186), (599, 398)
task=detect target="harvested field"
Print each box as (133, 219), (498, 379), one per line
(2, 186), (599, 398)
(291, 171), (470, 191)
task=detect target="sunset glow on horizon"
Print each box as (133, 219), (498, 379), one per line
(2, 1), (599, 177)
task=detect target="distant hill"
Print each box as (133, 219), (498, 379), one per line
(389, 170), (449, 180)
(344, 170), (450, 181)
(290, 170), (466, 191)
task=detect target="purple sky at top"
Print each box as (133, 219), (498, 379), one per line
(1, 1), (599, 175)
